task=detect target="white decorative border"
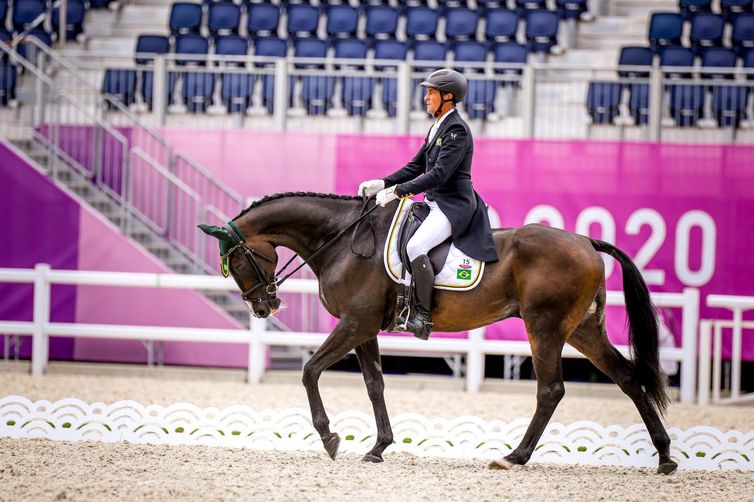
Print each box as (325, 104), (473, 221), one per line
(1, 396), (752, 471)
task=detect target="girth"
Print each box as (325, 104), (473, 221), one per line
(396, 202), (452, 275)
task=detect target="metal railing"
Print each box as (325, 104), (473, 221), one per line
(0, 265), (701, 403)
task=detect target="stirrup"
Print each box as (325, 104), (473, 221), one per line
(405, 310), (433, 340)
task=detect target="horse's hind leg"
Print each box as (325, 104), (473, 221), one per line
(302, 318), (372, 460)
(355, 338), (394, 462)
(567, 316), (677, 475)
(490, 316), (566, 469)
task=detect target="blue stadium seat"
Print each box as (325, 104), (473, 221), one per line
(493, 42), (527, 85)
(334, 38), (367, 61)
(405, 7), (439, 45)
(721, 0), (753, 21)
(712, 85), (749, 126)
(293, 37), (327, 67)
(135, 35), (170, 65)
(175, 34), (209, 65)
(247, 3), (280, 40)
(465, 79), (497, 119)
(453, 40), (487, 73)
(254, 37), (287, 114)
(732, 13), (754, 56)
(445, 8), (480, 46)
(183, 71), (216, 112)
(668, 84), (706, 126)
(628, 83), (650, 125)
(365, 6), (399, 42)
(0, 61), (17, 105)
(485, 9), (520, 48)
(300, 75), (335, 115)
(90, 0), (117, 8)
(516, 0), (547, 15)
(102, 69), (137, 108)
(679, 0), (712, 20)
(326, 5), (359, 41)
(215, 35), (249, 64)
(586, 81), (622, 124)
(169, 2), (203, 36)
(52, 0), (86, 41)
(141, 71), (178, 110)
(648, 13), (684, 54)
(342, 76), (375, 116)
(745, 49), (754, 78)
(12, 0), (47, 33)
(287, 4), (319, 40)
(660, 46), (695, 79)
(208, 2), (241, 37)
(222, 72), (254, 113)
(0, 1), (7, 26)
(525, 10), (559, 53)
(701, 47), (737, 79)
(556, 0), (589, 20)
(374, 40), (407, 116)
(617, 46), (653, 78)
(690, 14), (725, 55)
(413, 40), (447, 70)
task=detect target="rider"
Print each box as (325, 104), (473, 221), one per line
(358, 68), (499, 340)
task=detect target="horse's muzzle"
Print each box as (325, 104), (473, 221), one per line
(247, 297), (281, 319)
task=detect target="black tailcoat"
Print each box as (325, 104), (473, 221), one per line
(382, 110), (499, 263)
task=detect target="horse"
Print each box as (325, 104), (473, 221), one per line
(199, 191), (677, 475)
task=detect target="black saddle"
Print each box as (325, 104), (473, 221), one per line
(397, 202), (452, 276)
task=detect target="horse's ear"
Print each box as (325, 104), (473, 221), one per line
(197, 224), (234, 242)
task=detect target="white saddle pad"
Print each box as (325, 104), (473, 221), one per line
(383, 198), (485, 291)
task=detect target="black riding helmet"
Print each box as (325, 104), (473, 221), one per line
(419, 68), (467, 117)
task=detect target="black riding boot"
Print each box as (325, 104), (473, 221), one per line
(406, 254), (434, 340)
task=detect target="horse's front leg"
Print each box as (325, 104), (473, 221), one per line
(302, 318), (370, 460)
(355, 337), (393, 463)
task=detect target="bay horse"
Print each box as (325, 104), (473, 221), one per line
(199, 192), (677, 475)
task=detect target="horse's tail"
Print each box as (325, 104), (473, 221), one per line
(590, 239), (670, 416)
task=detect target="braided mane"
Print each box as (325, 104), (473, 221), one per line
(234, 192), (361, 219)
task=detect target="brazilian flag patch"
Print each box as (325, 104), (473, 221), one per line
(456, 268), (472, 280)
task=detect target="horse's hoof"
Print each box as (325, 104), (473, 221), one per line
(488, 458), (513, 470)
(323, 433), (340, 460)
(657, 461), (678, 475)
(362, 453), (384, 463)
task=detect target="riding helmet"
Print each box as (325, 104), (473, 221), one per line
(419, 68), (467, 103)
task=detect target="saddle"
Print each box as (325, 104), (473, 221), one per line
(396, 202), (452, 276)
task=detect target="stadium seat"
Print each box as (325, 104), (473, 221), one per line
(745, 50), (754, 78)
(732, 13), (754, 56)
(169, 2), (203, 36)
(221, 72), (254, 113)
(326, 5), (359, 41)
(712, 85), (749, 127)
(246, 3), (280, 40)
(374, 40), (408, 116)
(12, 0), (47, 33)
(405, 7), (439, 45)
(493, 42), (527, 85)
(660, 46), (695, 79)
(208, 2), (241, 37)
(254, 37), (287, 114)
(701, 47), (737, 79)
(453, 40), (487, 73)
(135, 35), (170, 65)
(334, 37), (367, 70)
(556, 0), (589, 20)
(0, 61), (17, 105)
(721, 0), (753, 21)
(586, 81), (622, 124)
(485, 9), (520, 48)
(445, 8), (480, 46)
(293, 37), (327, 67)
(300, 75), (335, 115)
(668, 83), (706, 126)
(182, 71), (216, 112)
(141, 71), (178, 110)
(628, 83), (650, 125)
(525, 10), (560, 53)
(175, 34), (209, 65)
(516, 0), (547, 15)
(342, 76), (375, 116)
(52, 0), (86, 41)
(465, 79), (497, 119)
(679, 0), (712, 20)
(0, 1), (7, 26)
(365, 6), (399, 43)
(413, 40), (447, 70)
(90, 0), (117, 8)
(648, 13), (684, 54)
(617, 46), (653, 78)
(286, 4), (319, 40)
(690, 14), (725, 55)
(102, 69), (137, 108)
(215, 35), (249, 64)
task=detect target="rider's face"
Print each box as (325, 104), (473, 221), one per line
(424, 87), (451, 116)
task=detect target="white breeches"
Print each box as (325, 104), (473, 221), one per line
(406, 200), (453, 262)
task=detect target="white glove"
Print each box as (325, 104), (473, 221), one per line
(357, 179), (384, 197)
(376, 186), (399, 207)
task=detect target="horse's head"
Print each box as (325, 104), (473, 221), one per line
(198, 223), (281, 318)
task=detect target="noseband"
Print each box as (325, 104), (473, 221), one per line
(221, 222), (279, 306)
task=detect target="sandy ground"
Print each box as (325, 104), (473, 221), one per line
(1, 364), (753, 501)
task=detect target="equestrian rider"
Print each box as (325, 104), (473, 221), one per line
(358, 68), (499, 340)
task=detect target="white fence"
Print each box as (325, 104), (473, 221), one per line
(1, 264), (700, 403)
